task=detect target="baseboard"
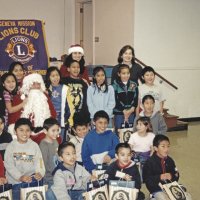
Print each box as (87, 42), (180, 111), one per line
(179, 117), (200, 122)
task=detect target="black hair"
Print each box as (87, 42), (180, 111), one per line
(117, 45), (135, 64)
(153, 134), (170, 147)
(66, 59), (80, 69)
(43, 117), (60, 131)
(142, 66), (155, 77)
(0, 116), (5, 124)
(136, 116), (153, 132)
(58, 142), (75, 157)
(14, 118), (33, 131)
(142, 94), (155, 104)
(45, 66), (61, 91)
(115, 143), (132, 154)
(93, 110), (109, 123)
(92, 66), (108, 93)
(63, 54), (85, 74)
(8, 62), (25, 73)
(117, 64), (130, 74)
(1, 72), (18, 95)
(73, 112), (90, 129)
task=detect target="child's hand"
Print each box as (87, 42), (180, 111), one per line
(19, 175), (32, 183)
(103, 155), (111, 164)
(34, 173), (42, 181)
(0, 177), (7, 185)
(160, 173), (172, 180)
(90, 174), (97, 181)
(123, 174), (132, 181)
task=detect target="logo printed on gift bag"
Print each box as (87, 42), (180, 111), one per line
(92, 191), (107, 200)
(169, 185), (186, 200)
(25, 190), (44, 200)
(0, 197), (10, 200)
(111, 190), (129, 200)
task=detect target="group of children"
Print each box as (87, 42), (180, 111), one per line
(0, 44), (192, 199)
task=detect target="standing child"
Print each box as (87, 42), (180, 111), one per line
(0, 154), (7, 185)
(45, 66), (71, 140)
(46, 142), (91, 200)
(82, 110), (119, 173)
(69, 112), (90, 165)
(134, 95), (167, 135)
(112, 64), (138, 131)
(62, 60), (90, 126)
(1, 73), (27, 126)
(143, 135), (192, 200)
(39, 118), (60, 187)
(87, 66), (115, 127)
(138, 66), (166, 114)
(128, 117), (155, 165)
(4, 118), (45, 200)
(0, 116), (12, 160)
(105, 143), (145, 200)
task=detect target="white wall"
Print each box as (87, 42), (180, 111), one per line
(134, 0), (200, 118)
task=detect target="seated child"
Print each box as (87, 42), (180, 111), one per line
(143, 135), (192, 200)
(134, 95), (167, 135)
(82, 110), (119, 173)
(105, 143), (145, 200)
(138, 66), (166, 114)
(4, 118), (45, 200)
(0, 154), (7, 185)
(69, 112), (90, 165)
(47, 142), (91, 200)
(129, 116), (155, 165)
(0, 116), (12, 160)
(39, 118), (60, 187)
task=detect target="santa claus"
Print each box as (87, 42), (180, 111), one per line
(20, 73), (56, 128)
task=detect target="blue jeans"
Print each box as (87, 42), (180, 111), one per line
(114, 114), (135, 133)
(12, 178), (43, 200)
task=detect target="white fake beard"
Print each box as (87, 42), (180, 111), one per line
(21, 89), (51, 127)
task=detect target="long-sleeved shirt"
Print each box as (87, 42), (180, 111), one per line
(82, 129), (119, 172)
(51, 162), (90, 200)
(133, 111), (167, 135)
(143, 153), (179, 194)
(87, 84), (115, 119)
(4, 139), (45, 184)
(112, 79), (138, 114)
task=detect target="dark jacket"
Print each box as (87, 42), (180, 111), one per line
(0, 130), (12, 160)
(105, 160), (141, 189)
(112, 79), (138, 114)
(111, 63), (143, 85)
(143, 153), (179, 194)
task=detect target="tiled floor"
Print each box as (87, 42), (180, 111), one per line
(142, 122), (199, 199)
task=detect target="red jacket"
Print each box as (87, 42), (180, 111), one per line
(0, 154), (5, 177)
(60, 65), (90, 84)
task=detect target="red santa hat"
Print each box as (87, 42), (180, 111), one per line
(68, 44), (84, 55)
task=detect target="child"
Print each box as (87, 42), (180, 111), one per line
(8, 62), (25, 87)
(1, 73), (27, 125)
(39, 118), (60, 187)
(62, 60), (90, 126)
(4, 118), (45, 200)
(112, 64), (138, 131)
(82, 110), (119, 173)
(0, 154), (7, 185)
(45, 66), (71, 140)
(143, 135), (192, 200)
(60, 44), (90, 84)
(138, 66), (166, 114)
(105, 143), (145, 200)
(69, 112), (90, 165)
(87, 66), (115, 126)
(128, 117), (155, 165)
(46, 142), (91, 200)
(134, 95), (167, 135)
(0, 116), (12, 160)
